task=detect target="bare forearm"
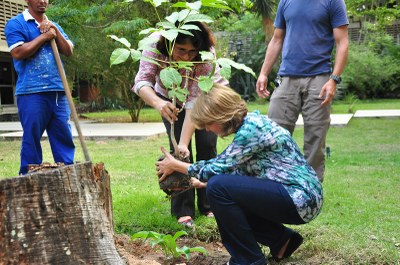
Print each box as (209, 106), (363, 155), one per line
(260, 36), (283, 76)
(173, 159), (190, 175)
(332, 40), (348, 76)
(54, 28), (73, 56)
(179, 109), (195, 147)
(137, 86), (165, 109)
(10, 35), (48, 60)
(332, 26), (349, 76)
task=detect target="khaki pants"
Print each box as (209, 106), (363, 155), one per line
(268, 74), (331, 181)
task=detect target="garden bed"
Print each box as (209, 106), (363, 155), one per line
(115, 234), (230, 265)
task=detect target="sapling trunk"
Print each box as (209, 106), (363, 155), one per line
(171, 94), (180, 158)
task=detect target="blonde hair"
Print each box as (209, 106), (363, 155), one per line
(191, 84), (248, 137)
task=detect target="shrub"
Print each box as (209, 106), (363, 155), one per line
(340, 42), (400, 99)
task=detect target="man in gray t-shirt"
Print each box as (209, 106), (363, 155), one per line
(256, 0), (349, 182)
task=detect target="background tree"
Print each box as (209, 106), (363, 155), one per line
(47, 0), (153, 121)
(250, 0), (276, 40)
(336, 0), (400, 99)
(109, 0), (255, 158)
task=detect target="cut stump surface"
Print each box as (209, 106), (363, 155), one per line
(0, 162), (125, 264)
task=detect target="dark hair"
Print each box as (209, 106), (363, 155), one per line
(156, 22), (215, 61)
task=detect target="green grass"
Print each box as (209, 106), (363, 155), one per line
(81, 107), (162, 123)
(330, 98), (400, 114)
(1, 100), (399, 264)
(81, 99), (400, 123)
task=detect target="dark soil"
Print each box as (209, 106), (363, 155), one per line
(115, 234), (230, 265)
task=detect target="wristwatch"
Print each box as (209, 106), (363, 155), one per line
(330, 74), (342, 84)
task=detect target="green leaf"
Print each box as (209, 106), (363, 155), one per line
(163, 235), (179, 257)
(166, 12), (179, 24)
(176, 61), (194, 70)
(187, 1), (202, 11)
(141, 56), (161, 67)
(132, 231), (160, 240)
(177, 29), (194, 37)
(171, 2), (187, 8)
(143, 0), (168, 7)
(139, 27), (158, 35)
(230, 61), (256, 78)
(180, 24), (201, 31)
(198, 76), (214, 93)
(178, 9), (191, 22)
(179, 246), (191, 260)
(189, 246), (208, 254)
(161, 29), (179, 41)
(138, 35), (159, 51)
(108, 35), (131, 48)
(172, 230), (188, 241)
(184, 13), (213, 23)
(199, 51), (214, 61)
(153, 0), (168, 7)
(131, 231), (148, 240)
(156, 21), (176, 29)
(201, 0), (232, 10)
(216, 58), (231, 68)
(171, 2), (201, 11)
(130, 49), (142, 63)
(110, 48), (131, 66)
(217, 58), (256, 78)
(160, 67), (182, 89)
(179, 89), (190, 97)
(219, 66), (232, 80)
(169, 89), (188, 102)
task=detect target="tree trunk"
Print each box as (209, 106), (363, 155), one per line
(262, 16), (274, 42)
(0, 162), (125, 265)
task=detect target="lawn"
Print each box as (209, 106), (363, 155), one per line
(81, 98), (400, 123)
(0, 99), (399, 264)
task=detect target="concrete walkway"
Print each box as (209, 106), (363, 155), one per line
(0, 122), (166, 141)
(0, 110), (398, 140)
(353, 109), (400, 118)
(296, 114), (353, 127)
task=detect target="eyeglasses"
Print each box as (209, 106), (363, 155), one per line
(174, 47), (198, 58)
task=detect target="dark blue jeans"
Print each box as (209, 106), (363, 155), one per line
(206, 174), (305, 265)
(17, 92), (75, 175)
(162, 108), (217, 218)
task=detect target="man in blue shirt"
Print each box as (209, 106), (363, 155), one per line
(256, 0), (349, 181)
(5, 0), (75, 175)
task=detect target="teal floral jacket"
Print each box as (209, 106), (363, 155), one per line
(188, 111), (323, 222)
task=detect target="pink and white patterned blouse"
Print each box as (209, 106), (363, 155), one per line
(133, 40), (228, 109)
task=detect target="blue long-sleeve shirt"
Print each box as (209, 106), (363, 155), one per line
(188, 111), (323, 222)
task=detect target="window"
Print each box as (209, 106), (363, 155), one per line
(0, 0), (27, 51)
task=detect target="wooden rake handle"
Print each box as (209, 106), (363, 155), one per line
(50, 39), (91, 162)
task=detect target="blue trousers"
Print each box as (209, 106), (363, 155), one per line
(206, 174), (305, 265)
(17, 92), (75, 175)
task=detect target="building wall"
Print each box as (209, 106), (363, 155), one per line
(1, 0), (27, 52)
(348, 17), (400, 44)
(0, 0), (26, 112)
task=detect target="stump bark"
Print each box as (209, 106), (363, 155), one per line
(0, 162), (125, 265)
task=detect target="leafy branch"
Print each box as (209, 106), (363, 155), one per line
(109, 0), (256, 157)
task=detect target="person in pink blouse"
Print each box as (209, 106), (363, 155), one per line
(133, 22), (228, 227)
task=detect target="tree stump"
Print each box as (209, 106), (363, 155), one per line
(0, 162), (125, 264)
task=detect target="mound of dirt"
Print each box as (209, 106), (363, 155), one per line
(115, 234), (230, 265)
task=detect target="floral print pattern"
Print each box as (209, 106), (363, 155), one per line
(188, 111), (323, 222)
